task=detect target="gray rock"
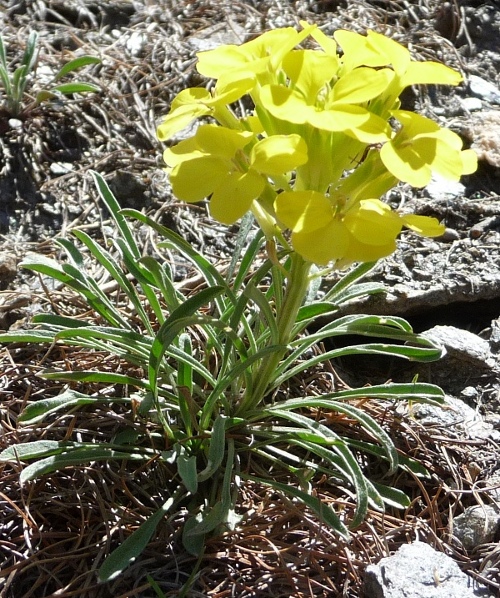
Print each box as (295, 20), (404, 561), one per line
(469, 75), (500, 104)
(364, 541), (494, 597)
(452, 505), (500, 550)
(411, 395), (494, 440)
(422, 326), (497, 371)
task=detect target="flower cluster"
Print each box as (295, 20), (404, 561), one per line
(157, 23), (476, 265)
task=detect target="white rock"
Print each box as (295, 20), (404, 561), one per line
(425, 174), (465, 201)
(460, 97), (483, 111)
(125, 31), (147, 57)
(364, 541), (494, 597)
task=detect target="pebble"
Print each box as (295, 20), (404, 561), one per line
(460, 97), (483, 111)
(469, 75), (500, 104)
(425, 175), (465, 201)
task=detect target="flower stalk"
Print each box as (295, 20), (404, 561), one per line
(237, 251), (312, 415)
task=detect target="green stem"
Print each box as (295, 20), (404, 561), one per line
(236, 252), (311, 416)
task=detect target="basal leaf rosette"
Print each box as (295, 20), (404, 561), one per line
(163, 124), (307, 225)
(275, 190), (445, 266)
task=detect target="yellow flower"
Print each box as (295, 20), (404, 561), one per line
(259, 49), (393, 144)
(380, 110), (478, 187)
(163, 125), (308, 224)
(275, 190), (444, 265)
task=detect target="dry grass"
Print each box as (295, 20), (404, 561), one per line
(2, 331), (500, 596)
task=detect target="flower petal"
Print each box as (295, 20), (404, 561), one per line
(291, 219), (350, 265)
(332, 67), (394, 104)
(400, 61), (462, 88)
(210, 170), (264, 224)
(402, 214), (445, 237)
(343, 199), (402, 245)
(341, 236), (397, 264)
(380, 140), (432, 187)
(214, 72), (256, 104)
(366, 29), (411, 74)
(163, 137), (201, 167)
(157, 102), (211, 141)
(250, 134), (308, 175)
(170, 157), (229, 202)
(275, 190), (333, 234)
(196, 125), (254, 158)
(196, 45), (249, 79)
(460, 149), (478, 175)
(283, 49), (339, 103)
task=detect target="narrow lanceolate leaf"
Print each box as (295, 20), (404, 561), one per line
(18, 390), (105, 425)
(50, 82), (100, 95)
(148, 286), (224, 396)
(0, 440), (62, 462)
(55, 55), (101, 80)
(273, 382), (445, 406)
(98, 487), (185, 582)
(0, 329), (56, 344)
(20, 447), (150, 483)
(197, 415), (226, 482)
(91, 171), (141, 259)
(177, 450), (198, 494)
(40, 371), (148, 389)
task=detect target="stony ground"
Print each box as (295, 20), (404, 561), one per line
(1, 0), (500, 596)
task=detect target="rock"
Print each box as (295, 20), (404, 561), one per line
(425, 175), (465, 201)
(452, 506), (500, 550)
(482, 472), (500, 502)
(468, 111), (500, 168)
(422, 326), (497, 371)
(187, 22), (247, 51)
(364, 541), (494, 597)
(460, 97), (483, 112)
(411, 395), (494, 440)
(469, 75), (500, 104)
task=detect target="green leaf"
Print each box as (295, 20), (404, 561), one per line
(55, 55), (101, 80)
(20, 446), (150, 483)
(184, 501), (227, 539)
(98, 487), (185, 582)
(18, 390), (104, 425)
(0, 329), (56, 344)
(370, 481), (411, 509)
(91, 172), (141, 259)
(295, 302), (339, 324)
(121, 208), (234, 313)
(40, 371), (148, 389)
(176, 446), (198, 494)
(182, 513), (206, 557)
(22, 31), (39, 74)
(49, 82), (100, 95)
(148, 286), (224, 397)
(265, 409), (338, 444)
(0, 440), (62, 461)
(71, 229), (153, 332)
(323, 261), (380, 303)
(197, 415), (226, 482)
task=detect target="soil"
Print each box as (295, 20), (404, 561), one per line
(1, 1), (500, 597)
